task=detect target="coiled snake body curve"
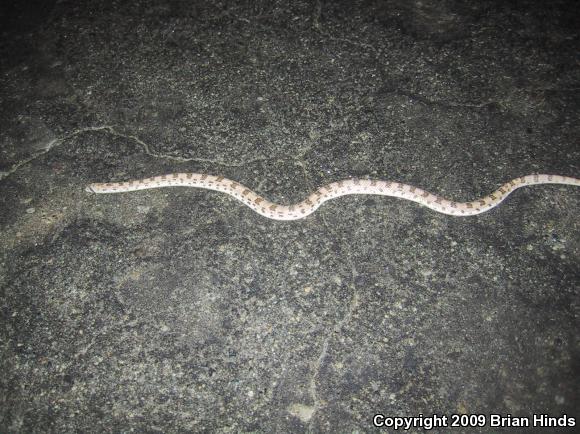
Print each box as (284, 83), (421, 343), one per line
(86, 173), (579, 221)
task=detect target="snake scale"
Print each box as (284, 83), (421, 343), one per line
(86, 173), (579, 221)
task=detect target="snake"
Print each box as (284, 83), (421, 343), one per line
(85, 173), (580, 221)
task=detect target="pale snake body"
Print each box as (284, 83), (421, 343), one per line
(86, 173), (579, 221)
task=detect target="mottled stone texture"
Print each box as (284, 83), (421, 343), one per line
(1, 0), (579, 432)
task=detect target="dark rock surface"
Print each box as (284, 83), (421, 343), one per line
(1, 1), (578, 432)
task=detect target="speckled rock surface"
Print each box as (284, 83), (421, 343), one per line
(1, 1), (579, 432)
